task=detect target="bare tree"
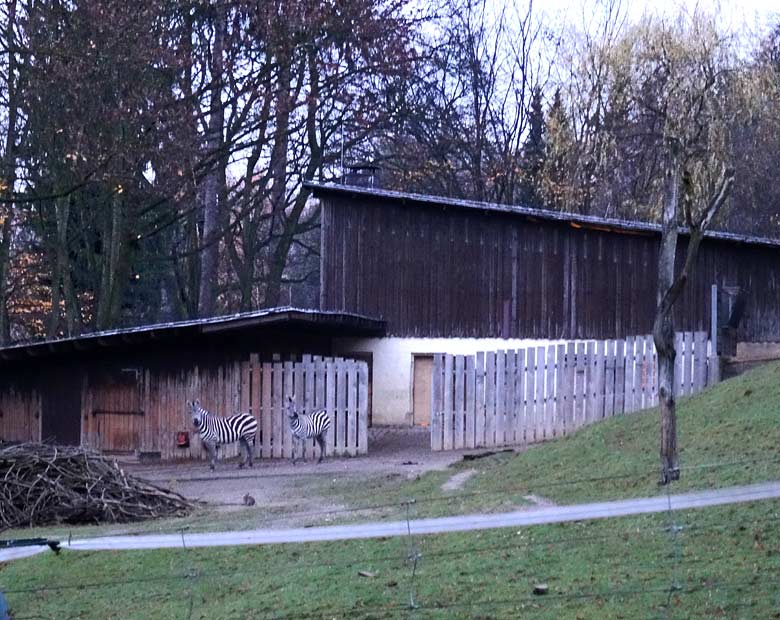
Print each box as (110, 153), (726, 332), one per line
(609, 15), (747, 483)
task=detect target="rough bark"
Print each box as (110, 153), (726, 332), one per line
(197, 5), (226, 317)
(263, 51), (294, 308)
(0, 0), (19, 344)
(264, 47), (324, 309)
(653, 146), (681, 484)
(0, 211), (12, 343)
(95, 195), (132, 330)
(653, 143), (734, 485)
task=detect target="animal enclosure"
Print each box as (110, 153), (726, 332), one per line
(78, 355), (369, 461)
(431, 332), (716, 451)
(238, 355), (369, 459)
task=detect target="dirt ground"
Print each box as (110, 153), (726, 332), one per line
(127, 427), (473, 521)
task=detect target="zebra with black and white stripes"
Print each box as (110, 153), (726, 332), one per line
(286, 396), (331, 464)
(188, 399), (257, 471)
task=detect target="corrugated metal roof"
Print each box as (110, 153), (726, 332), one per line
(0, 307), (386, 361)
(306, 182), (780, 250)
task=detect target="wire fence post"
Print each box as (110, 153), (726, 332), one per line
(663, 481), (683, 620)
(403, 498), (421, 612)
(180, 527), (198, 620)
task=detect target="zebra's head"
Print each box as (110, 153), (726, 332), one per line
(286, 396), (299, 420)
(188, 399), (207, 428)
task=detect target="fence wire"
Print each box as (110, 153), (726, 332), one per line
(2, 455), (779, 620)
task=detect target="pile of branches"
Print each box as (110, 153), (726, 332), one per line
(0, 443), (193, 530)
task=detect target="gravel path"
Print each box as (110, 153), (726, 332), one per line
(4, 482), (779, 561)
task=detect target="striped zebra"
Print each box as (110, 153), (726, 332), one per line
(286, 396), (331, 464)
(187, 400), (257, 471)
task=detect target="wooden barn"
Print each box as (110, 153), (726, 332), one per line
(0, 308), (383, 459)
(3, 182), (780, 457)
(309, 183), (780, 426)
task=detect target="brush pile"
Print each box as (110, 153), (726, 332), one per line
(0, 443), (193, 530)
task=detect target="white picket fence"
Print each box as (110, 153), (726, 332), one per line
(431, 332), (717, 451)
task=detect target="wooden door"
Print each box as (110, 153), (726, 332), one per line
(41, 366), (82, 445)
(90, 368), (143, 453)
(413, 355), (433, 426)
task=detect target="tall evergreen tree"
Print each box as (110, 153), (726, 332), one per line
(519, 86), (545, 207)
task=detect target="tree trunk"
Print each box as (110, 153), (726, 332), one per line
(96, 194), (131, 330)
(0, 0), (19, 344)
(48, 199), (73, 337)
(0, 211), (12, 343)
(654, 146), (681, 485)
(197, 5), (226, 317)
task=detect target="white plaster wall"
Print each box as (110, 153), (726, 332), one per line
(333, 337), (566, 426)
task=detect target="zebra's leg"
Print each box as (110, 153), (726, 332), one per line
(238, 437), (251, 469)
(204, 442), (217, 471)
(246, 435), (254, 468)
(291, 439), (297, 465)
(315, 434), (326, 464)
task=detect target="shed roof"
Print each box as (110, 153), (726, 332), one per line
(0, 307), (386, 362)
(307, 183), (780, 250)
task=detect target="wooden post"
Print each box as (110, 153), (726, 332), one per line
(465, 355), (476, 449)
(475, 352), (486, 448)
(443, 355), (454, 450)
(357, 361), (368, 455)
(431, 354), (443, 451)
(494, 351), (505, 447)
(545, 345), (556, 439)
(711, 284), (718, 356)
(454, 355), (465, 449)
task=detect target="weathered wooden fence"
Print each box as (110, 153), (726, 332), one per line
(431, 332), (716, 451)
(237, 355), (369, 459)
(80, 355), (368, 461)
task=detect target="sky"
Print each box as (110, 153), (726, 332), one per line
(540, 0), (779, 37)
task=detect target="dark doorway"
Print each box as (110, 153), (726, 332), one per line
(41, 366), (82, 445)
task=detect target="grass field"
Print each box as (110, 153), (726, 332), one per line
(2, 362), (780, 619)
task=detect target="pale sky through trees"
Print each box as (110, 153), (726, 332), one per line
(539, 0), (778, 37)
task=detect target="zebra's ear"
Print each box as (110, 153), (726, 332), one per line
(194, 399), (201, 406)
(287, 396), (294, 403)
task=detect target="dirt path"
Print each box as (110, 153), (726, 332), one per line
(128, 427), (467, 510)
(6, 482), (779, 561)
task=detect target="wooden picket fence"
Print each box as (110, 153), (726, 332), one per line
(431, 332), (716, 451)
(190, 355), (369, 461)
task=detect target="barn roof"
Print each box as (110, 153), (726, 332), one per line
(0, 307), (386, 362)
(307, 183), (780, 250)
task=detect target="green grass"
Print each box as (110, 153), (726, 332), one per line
(3, 500), (779, 619)
(317, 360), (780, 515)
(3, 363), (780, 619)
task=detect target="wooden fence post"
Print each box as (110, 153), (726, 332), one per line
(475, 351), (486, 448)
(534, 346), (545, 442)
(454, 355), (465, 449)
(516, 348), (527, 443)
(465, 355), (476, 449)
(357, 361), (368, 455)
(545, 345), (556, 439)
(524, 348), (536, 443)
(484, 352), (495, 447)
(347, 362), (358, 457)
(495, 351), (505, 447)
(443, 354), (454, 451)
(431, 354), (443, 451)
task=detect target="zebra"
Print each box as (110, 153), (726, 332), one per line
(187, 399), (257, 471)
(286, 396), (331, 464)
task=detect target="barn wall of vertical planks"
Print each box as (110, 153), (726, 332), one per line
(315, 184), (780, 343)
